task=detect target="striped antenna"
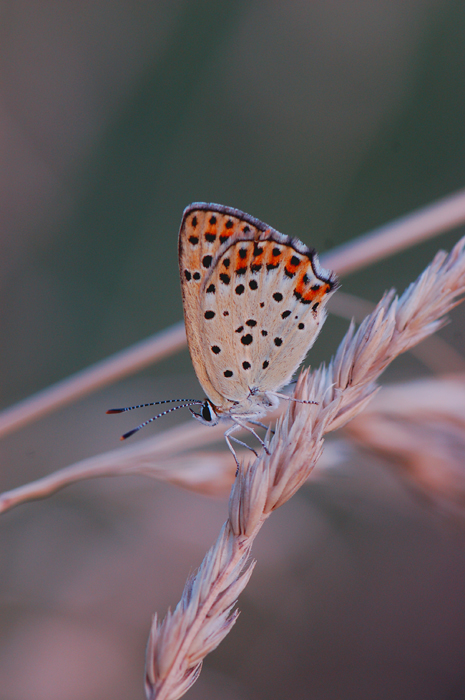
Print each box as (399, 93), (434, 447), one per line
(106, 399), (201, 414)
(108, 400), (205, 441)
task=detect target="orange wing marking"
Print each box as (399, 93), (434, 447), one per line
(235, 242), (253, 275)
(218, 217), (236, 244)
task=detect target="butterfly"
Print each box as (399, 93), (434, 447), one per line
(108, 203), (339, 463)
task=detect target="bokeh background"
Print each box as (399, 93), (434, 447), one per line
(1, 2), (465, 699)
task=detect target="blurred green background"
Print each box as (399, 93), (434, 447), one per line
(2, 0), (465, 405)
(1, 2), (465, 700)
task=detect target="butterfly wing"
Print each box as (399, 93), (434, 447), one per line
(179, 204), (266, 408)
(178, 203), (338, 410)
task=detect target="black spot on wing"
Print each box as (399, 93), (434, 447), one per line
(211, 346), (221, 354)
(204, 311), (215, 320)
(241, 334), (253, 345)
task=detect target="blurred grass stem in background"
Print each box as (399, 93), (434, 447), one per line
(0, 322), (186, 438)
(1, 187), (465, 440)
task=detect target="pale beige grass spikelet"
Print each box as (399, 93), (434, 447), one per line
(144, 237), (465, 700)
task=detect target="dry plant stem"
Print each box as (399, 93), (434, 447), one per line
(145, 237), (465, 700)
(0, 448), (238, 514)
(321, 186), (465, 275)
(0, 403), (283, 513)
(1, 188), (465, 440)
(0, 322), (186, 439)
(0, 418), (229, 513)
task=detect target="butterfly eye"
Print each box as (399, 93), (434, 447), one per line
(202, 401), (213, 422)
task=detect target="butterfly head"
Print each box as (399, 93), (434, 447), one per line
(189, 399), (220, 426)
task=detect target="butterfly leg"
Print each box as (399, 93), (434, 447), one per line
(232, 418), (271, 456)
(247, 419), (275, 435)
(229, 435), (259, 456)
(224, 424), (258, 469)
